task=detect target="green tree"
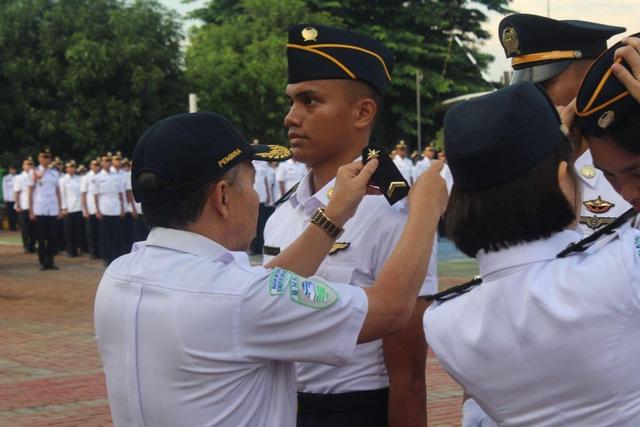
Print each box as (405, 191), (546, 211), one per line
(185, 0), (339, 144)
(0, 0), (185, 163)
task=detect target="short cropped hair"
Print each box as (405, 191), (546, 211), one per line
(342, 80), (383, 124)
(135, 168), (240, 229)
(445, 139), (577, 257)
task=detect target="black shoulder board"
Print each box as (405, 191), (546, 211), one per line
(420, 277), (482, 303)
(273, 182), (300, 209)
(557, 207), (636, 258)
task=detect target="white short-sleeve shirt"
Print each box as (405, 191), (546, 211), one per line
(276, 159), (307, 193)
(31, 166), (60, 216)
(94, 170), (123, 216)
(14, 172), (31, 210)
(575, 150), (631, 236)
(393, 155), (413, 183)
(3, 174), (15, 202)
(252, 160), (270, 204)
(59, 174), (82, 213)
(80, 170), (98, 215)
(424, 227), (640, 426)
(263, 171), (438, 393)
(95, 227), (367, 427)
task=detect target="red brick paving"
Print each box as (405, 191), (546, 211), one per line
(0, 231), (463, 426)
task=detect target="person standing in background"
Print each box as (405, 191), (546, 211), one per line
(94, 154), (124, 266)
(14, 158), (36, 253)
(393, 141), (413, 183)
(276, 157), (307, 196)
(59, 160), (83, 257)
(81, 159), (101, 259)
(3, 165), (18, 231)
(29, 149), (62, 270)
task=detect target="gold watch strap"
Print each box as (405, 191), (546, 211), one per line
(310, 208), (343, 239)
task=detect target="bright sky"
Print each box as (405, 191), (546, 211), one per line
(160, 0), (640, 82)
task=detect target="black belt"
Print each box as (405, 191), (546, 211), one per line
(297, 388), (389, 414)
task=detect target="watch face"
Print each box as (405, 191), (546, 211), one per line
(362, 144), (410, 205)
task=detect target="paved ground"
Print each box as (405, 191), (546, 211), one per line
(0, 230), (475, 426)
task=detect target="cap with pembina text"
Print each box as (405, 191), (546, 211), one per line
(499, 14), (625, 84)
(132, 112), (291, 204)
(444, 82), (567, 191)
(576, 32), (640, 153)
(287, 23), (394, 95)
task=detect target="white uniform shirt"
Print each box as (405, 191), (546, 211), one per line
(393, 155), (413, 183)
(266, 166), (276, 205)
(95, 227), (367, 427)
(424, 227), (640, 426)
(125, 173), (142, 214)
(3, 174), (15, 202)
(575, 149), (631, 236)
(411, 157), (431, 184)
(31, 166), (60, 216)
(94, 170), (123, 216)
(276, 159), (307, 193)
(264, 171), (438, 393)
(269, 166), (281, 202)
(59, 174), (82, 213)
(80, 170), (98, 215)
(252, 160), (270, 204)
(14, 171), (32, 210)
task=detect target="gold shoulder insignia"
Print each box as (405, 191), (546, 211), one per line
(329, 242), (350, 255)
(367, 148), (380, 160)
(583, 196), (615, 214)
(254, 145), (292, 160)
(301, 27), (318, 42)
(387, 181), (407, 198)
(502, 27), (520, 56)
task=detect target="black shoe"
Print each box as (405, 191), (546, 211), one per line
(49, 264), (59, 270)
(39, 265), (48, 271)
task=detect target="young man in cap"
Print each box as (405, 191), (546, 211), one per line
(263, 24), (439, 426)
(499, 13), (631, 237)
(393, 140), (413, 183)
(2, 165), (17, 231)
(424, 81), (640, 426)
(81, 159), (101, 259)
(29, 149), (62, 270)
(14, 158), (36, 253)
(94, 111), (447, 427)
(59, 160), (83, 257)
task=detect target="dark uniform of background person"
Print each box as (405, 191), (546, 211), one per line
(94, 154), (124, 266)
(29, 149), (62, 270)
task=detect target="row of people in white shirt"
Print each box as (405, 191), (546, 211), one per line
(252, 158), (308, 205)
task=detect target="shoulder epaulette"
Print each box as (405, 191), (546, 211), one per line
(273, 182), (299, 209)
(420, 277), (482, 303)
(557, 207), (636, 258)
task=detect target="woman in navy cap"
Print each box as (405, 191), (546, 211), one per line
(423, 82), (640, 426)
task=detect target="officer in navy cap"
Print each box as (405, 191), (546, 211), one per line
(264, 23), (440, 427)
(94, 111), (446, 426)
(498, 14), (631, 241)
(576, 32), (640, 215)
(424, 81), (640, 426)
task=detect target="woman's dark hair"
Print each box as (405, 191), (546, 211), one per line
(134, 168), (239, 230)
(445, 139), (577, 257)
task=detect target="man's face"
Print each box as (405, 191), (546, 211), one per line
(91, 162), (99, 172)
(66, 165), (76, 175)
(284, 80), (359, 166)
(589, 134), (640, 212)
(101, 159), (111, 170)
(39, 155), (51, 168)
(9, 167), (16, 175)
(226, 161), (260, 250)
(113, 159), (122, 169)
(22, 162), (32, 172)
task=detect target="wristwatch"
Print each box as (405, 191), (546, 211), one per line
(310, 208), (344, 239)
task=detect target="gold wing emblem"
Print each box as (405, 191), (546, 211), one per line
(329, 242), (350, 255)
(583, 196), (615, 214)
(254, 145), (292, 160)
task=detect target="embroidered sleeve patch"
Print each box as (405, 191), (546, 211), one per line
(268, 268), (291, 295)
(290, 277), (339, 309)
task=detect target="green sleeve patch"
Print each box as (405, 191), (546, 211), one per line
(290, 276), (339, 309)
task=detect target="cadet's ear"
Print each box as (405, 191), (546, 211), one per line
(354, 98), (377, 130)
(212, 180), (230, 219)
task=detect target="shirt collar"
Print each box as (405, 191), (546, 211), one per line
(574, 149), (601, 188)
(145, 227), (249, 265)
(476, 229), (581, 279)
(290, 158), (361, 210)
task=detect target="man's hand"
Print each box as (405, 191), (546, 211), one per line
(96, 211), (103, 220)
(409, 159), (448, 217)
(612, 37), (640, 102)
(29, 211), (35, 221)
(82, 210), (89, 219)
(324, 159), (379, 226)
(15, 206), (22, 213)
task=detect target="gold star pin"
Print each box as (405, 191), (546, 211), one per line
(367, 148), (380, 160)
(301, 27), (318, 42)
(387, 181), (407, 198)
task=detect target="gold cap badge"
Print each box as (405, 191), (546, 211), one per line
(580, 165), (596, 179)
(597, 110), (615, 129)
(301, 27), (318, 42)
(502, 27), (520, 56)
(253, 145), (291, 160)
